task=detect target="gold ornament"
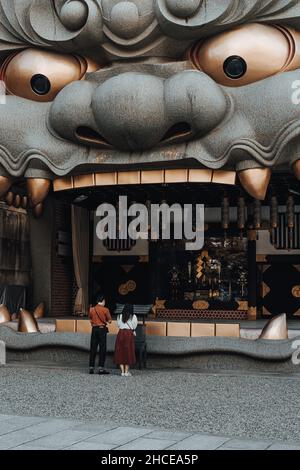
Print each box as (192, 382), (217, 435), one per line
(18, 309), (39, 333)
(193, 300), (209, 310)
(258, 314), (288, 340)
(118, 280), (137, 296)
(292, 286), (300, 298)
(33, 302), (45, 319)
(0, 304), (11, 323)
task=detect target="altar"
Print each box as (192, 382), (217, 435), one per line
(92, 235), (250, 321)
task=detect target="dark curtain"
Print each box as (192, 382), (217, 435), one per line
(0, 205), (31, 312)
(0, 285), (26, 314)
(71, 205), (90, 316)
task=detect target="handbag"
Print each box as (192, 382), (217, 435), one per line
(127, 319), (136, 336)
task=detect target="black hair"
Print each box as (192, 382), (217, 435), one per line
(121, 304), (134, 324)
(96, 294), (105, 304)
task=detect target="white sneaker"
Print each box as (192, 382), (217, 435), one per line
(125, 372), (132, 377)
(121, 372), (125, 377)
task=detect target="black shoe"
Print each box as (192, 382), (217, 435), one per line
(89, 368), (94, 375)
(99, 369), (110, 375)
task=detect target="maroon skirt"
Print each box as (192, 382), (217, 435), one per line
(114, 329), (136, 366)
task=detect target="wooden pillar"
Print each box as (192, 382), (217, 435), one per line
(29, 196), (54, 315)
(247, 230), (257, 320)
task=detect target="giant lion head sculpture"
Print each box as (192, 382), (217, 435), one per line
(0, 0), (300, 215)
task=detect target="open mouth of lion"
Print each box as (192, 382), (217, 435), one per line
(53, 167), (237, 194)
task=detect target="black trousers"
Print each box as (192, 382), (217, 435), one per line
(89, 327), (108, 369)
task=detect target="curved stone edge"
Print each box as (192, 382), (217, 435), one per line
(0, 340), (5, 365)
(0, 326), (298, 362)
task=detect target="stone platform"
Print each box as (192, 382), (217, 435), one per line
(0, 325), (299, 373)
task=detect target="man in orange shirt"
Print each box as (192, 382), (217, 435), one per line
(89, 295), (112, 375)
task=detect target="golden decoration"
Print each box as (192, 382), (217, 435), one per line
(262, 282), (271, 298)
(127, 280), (136, 291)
(262, 265), (271, 273)
(21, 196), (28, 209)
(193, 300), (209, 310)
(196, 258), (203, 279)
(294, 160), (300, 180)
(237, 301), (248, 311)
(120, 265), (134, 274)
(258, 314), (288, 340)
(155, 299), (166, 310)
(0, 176), (13, 198)
(256, 254), (267, 263)
(239, 168), (271, 201)
(118, 285), (128, 296)
(247, 306), (257, 320)
(5, 191), (14, 206)
(263, 306), (272, 316)
(152, 299), (166, 317)
(33, 203), (44, 218)
(118, 280), (137, 296)
(292, 286), (300, 298)
(0, 304), (11, 323)
(196, 250), (211, 279)
(27, 178), (51, 207)
(33, 302), (45, 319)
(18, 309), (39, 333)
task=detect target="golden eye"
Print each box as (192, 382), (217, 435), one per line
(1, 48), (88, 102)
(189, 23), (300, 87)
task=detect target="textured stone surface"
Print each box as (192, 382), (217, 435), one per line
(1, 325), (299, 372)
(0, 340), (5, 365)
(1, 407), (299, 450)
(1, 365), (300, 443)
(0, 1), (300, 178)
(0, 325), (298, 359)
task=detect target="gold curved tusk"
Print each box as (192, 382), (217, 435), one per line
(0, 176), (13, 198)
(21, 196), (28, 209)
(18, 308), (39, 333)
(0, 304), (11, 323)
(258, 314), (288, 340)
(33, 203), (44, 219)
(14, 194), (21, 208)
(27, 178), (51, 207)
(293, 160), (300, 180)
(5, 191), (14, 206)
(238, 168), (271, 200)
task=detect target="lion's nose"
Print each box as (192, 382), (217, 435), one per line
(91, 71), (228, 151)
(92, 73), (168, 151)
(49, 70), (228, 153)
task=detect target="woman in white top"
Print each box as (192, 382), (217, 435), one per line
(114, 304), (138, 376)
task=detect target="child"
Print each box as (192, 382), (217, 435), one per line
(114, 304), (137, 376)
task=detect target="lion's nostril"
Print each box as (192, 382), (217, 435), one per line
(161, 122), (192, 144)
(75, 126), (113, 148)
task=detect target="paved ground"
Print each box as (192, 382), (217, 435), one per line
(0, 363), (300, 449)
(0, 413), (299, 450)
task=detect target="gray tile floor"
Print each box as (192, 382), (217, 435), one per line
(0, 414), (299, 450)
